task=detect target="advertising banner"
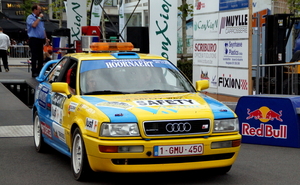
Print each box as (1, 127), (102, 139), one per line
(90, 0), (105, 26)
(67, 0), (87, 43)
(236, 95), (300, 148)
(218, 9), (249, 39)
(219, 0), (249, 11)
(149, 0), (177, 65)
(194, 0), (219, 15)
(193, 40), (218, 66)
(217, 67), (249, 96)
(193, 13), (219, 40)
(218, 39), (248, 68)
(195, 66), (218, 90)
(118, 0), (125, 40)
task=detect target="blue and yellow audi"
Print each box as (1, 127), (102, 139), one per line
(33, 42), (241, 181)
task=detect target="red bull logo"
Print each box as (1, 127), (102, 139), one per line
(243, 106), (287, 139)
(246, 106), (283, 122)
(242, 123), (287, 139)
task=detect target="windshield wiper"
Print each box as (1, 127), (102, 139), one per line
(84, 90), (129, 95)
(134, 89), (188, 94)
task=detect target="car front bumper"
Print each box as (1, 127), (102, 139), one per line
(83, 134), (241, 173)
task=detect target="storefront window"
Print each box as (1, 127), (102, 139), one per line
(104, 0), (118, 6)
(125, 13), (141, 27)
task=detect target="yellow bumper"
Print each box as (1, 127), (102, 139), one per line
(83, 134), (241, 173)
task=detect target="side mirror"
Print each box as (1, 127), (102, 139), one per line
(195, 80), (209, 91)
(52, 82), (72, 98)
(36, 60), (59, 82)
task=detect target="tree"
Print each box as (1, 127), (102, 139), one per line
(20, 0), (40, 20)
(287, 0), (300, 15)
(178, 0), (193, 62)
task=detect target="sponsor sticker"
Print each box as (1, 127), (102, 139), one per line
(134, 99), (200, 106)
(52, 122), (66, 143)
(68, 102), (78, 112)
(85, 118), (98, 132)
(96, 101), (132, 109)
(41, 122), (52, 139)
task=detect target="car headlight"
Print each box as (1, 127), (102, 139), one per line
(213, 118), (239, 132)
(100, 123), (140, 137)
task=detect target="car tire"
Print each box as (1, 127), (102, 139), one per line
(71, 127), (91, 181)
(33, 111), (47, 152)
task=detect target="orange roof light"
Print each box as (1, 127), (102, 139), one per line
(90, 42), (134, 51)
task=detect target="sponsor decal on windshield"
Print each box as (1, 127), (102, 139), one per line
(134, 99), (200, 106)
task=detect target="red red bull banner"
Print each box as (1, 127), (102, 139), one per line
(235, 95), (300, 148)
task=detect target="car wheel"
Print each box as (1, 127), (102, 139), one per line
(71, 128), (91, 181)
(33, 111), (47, 152)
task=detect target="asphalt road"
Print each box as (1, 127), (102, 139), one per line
(1, 136), (300, 185)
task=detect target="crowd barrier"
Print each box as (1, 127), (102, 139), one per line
(8, 45), (31, 58)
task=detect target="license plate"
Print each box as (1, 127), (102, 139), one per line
(154, 144), (204, 156)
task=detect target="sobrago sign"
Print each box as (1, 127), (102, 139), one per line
(67, 0), (87, 43)
(149, 0), (177, 65)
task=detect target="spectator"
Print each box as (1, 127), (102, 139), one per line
(26, 4), (47, 77)
(0, 27), (11, 72)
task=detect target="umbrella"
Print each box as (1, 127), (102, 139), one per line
(0, 18), (26, 32)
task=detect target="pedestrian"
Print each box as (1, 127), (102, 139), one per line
(0, 27), (11, 72)
(26, 4), (47, 77)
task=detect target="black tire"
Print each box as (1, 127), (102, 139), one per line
(71, 128), (91, 181)
(33, 111), (48, 152)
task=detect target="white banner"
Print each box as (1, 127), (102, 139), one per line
(218, 39), (248, 68)
(194, 0), (219, 15)
(193, 40), (218, 66)
(217, 67), (249, 96)
(67, 0), (87, 43)
(90, 0), (105, 26)
(118, 0), (125, 41)
(194, 13), (219, 40)
(149, 0), (177, 65)
(218, 9), (249, 39)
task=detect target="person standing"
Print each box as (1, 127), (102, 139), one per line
(26, 4), (47, 77)
(0, 27), (10, 72)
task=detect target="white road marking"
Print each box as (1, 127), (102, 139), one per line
(0, 125), (33, 137)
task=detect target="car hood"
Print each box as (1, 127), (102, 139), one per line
(80, 93), (235, 122)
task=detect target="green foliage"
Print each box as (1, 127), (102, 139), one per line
(20, 0), (40, 20)
(287, 0), (300, 15)
(177, 2), (194, 18)
(177, 59), (193, 82)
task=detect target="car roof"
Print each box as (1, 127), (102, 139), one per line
(65, 52), (167, 61)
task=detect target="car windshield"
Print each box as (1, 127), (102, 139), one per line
(79, 59), (195, 95)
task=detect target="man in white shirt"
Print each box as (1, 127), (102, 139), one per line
(0, 27), (10, 72)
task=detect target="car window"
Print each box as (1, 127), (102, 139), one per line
(48, 58), (68, 83)
(79, 59), (195, 94)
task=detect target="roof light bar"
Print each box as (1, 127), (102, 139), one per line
(90, 42), (134, 51)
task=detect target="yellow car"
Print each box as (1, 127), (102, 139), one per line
(33, 42), (241, 181)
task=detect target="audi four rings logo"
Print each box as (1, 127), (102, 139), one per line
(166, 122), (192, 132)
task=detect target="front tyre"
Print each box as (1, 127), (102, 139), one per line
(71, 128), (91, 181)
(33, 111), (47, 152)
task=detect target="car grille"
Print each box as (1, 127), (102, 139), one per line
(143, 119), (210, 136)
(112, 153), (234, 165)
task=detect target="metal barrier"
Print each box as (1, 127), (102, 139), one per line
(9, 46), (31, 58)
(253, 62), (300, 95)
